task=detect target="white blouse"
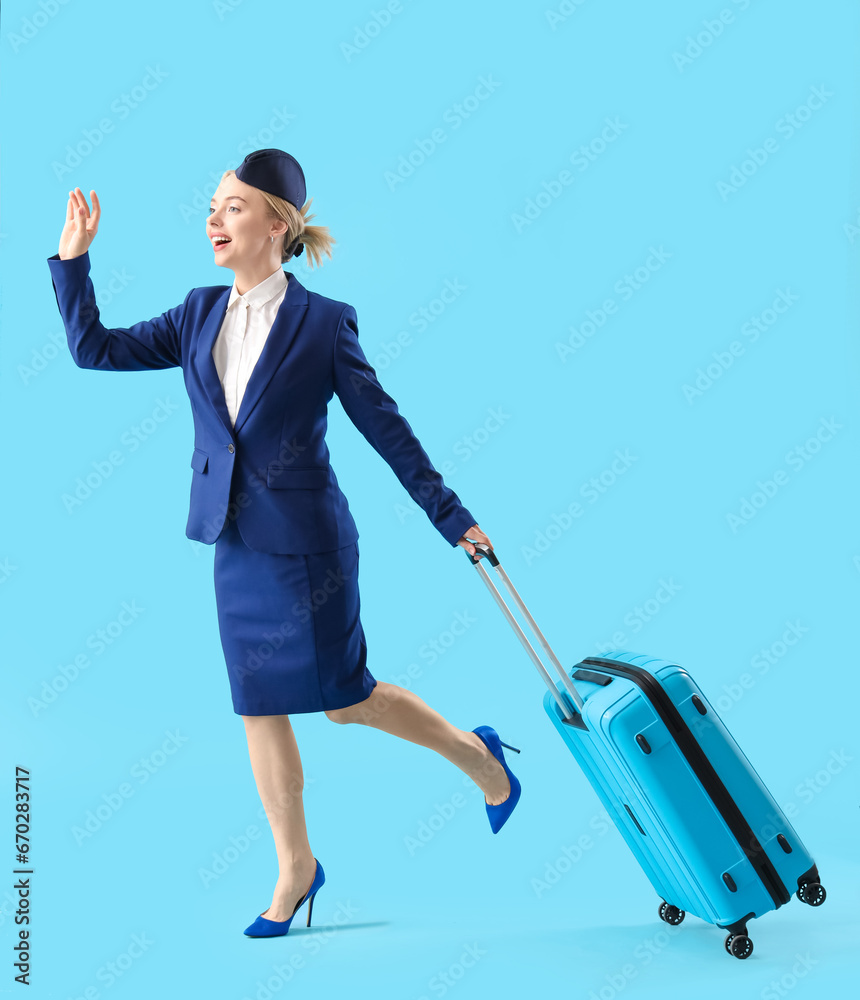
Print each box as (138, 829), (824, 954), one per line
(211, 266), (289, 426)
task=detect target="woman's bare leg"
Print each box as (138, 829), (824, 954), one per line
(241, 714), (318, 921)
(324, 681), (512, 805)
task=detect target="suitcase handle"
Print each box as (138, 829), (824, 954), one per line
(466, 543), (584, 718)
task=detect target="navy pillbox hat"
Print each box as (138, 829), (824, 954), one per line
(235, 148), (307, 211)
(235, 148), (307, 258)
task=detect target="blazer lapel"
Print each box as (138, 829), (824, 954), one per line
(233, 271), (308, 433)
(196, 287), (234, 436)
(195, 271), (309, 438)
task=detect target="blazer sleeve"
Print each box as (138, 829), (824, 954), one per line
(332, 303), (478, 547)
(47, 251), (187, 371)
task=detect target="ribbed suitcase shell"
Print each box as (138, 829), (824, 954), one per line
(464, 544), (824, 955)
(542, 649), (818, 933)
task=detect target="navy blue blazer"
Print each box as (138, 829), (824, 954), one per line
(47, 252), (477, 554)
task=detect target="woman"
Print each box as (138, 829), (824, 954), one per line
(48, 148), (522, 939)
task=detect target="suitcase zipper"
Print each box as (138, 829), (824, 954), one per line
(580, 656), (791, 910)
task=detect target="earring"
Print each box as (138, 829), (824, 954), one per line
(270, 236), (274, 244)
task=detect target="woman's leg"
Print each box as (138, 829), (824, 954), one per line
(324, 682), (512, 805)
(241, 714), (319, 921)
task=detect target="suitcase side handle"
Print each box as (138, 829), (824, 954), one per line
(466, 543), (584, 717)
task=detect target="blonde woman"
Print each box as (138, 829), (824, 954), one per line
(48, 149), (522, 938)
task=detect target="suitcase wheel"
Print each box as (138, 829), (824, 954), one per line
(796, 881), (827, 907)
(658, 902), (686, 926)
(724, 933), (754, 959)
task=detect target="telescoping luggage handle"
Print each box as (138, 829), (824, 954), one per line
(466, 543), (584, 718)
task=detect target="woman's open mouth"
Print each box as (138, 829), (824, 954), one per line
(212, 235), (233, 253)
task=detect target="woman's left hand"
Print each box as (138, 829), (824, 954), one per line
(456, 524), (493, 560)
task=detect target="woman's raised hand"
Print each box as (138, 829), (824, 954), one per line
(59, 187), (100, 260)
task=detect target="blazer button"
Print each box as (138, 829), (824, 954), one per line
(227, 443), (235, 453)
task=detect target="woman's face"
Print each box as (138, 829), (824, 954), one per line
(206, 174), (286, 268)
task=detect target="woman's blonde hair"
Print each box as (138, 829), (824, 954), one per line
(220, 169), (335, 269)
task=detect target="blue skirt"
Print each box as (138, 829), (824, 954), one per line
(213, 516), (378, 715)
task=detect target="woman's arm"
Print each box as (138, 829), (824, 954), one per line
(48, 187), (186, 371)
(48, 250), (187, 371)
(332, 302), (484, 549)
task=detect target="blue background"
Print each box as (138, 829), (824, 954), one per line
(1, 0), (858, 996)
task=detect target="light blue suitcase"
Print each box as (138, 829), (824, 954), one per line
(467, 545), (826, 959)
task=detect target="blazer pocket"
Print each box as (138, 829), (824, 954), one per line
(191, 448), (209, 474)
(266, 465), (328, 489)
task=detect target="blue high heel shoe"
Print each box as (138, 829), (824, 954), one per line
(472, 726), (522, 834)
(243, 858), (326, 937)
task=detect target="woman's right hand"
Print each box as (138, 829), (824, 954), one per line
(59, 187), (100, 259)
